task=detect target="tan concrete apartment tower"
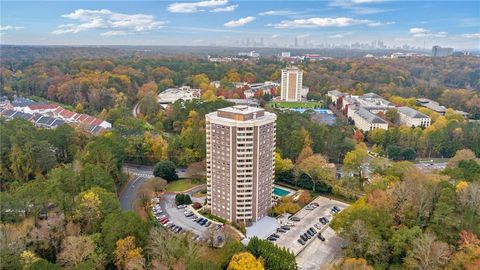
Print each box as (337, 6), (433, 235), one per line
(205, 106), (276, 223)
(280, 66), (303, 101)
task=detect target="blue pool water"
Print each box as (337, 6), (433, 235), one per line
(273, 186), (291, 197)
(289, 108), (332, 114)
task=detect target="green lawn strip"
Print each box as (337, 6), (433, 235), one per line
(269, 101), (322, 108)
(166, 179), (205, 192)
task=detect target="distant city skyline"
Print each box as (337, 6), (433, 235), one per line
(1, 1), (479, 49)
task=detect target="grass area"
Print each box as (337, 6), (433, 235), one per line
(192, 189), (207, 198)
(269, 101), (322, 109)
(166, 179), (204, 192)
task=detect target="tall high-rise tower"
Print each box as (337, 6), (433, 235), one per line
(281, 66), (303, 101)
(205, 106), (276, 223)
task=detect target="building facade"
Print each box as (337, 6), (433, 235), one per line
(347, 106), (388, 132)
(432, 46), (453, 57)
(280, 67), (303, 101)
(205, 106), (276, 223)
(397, 106), (431, 128)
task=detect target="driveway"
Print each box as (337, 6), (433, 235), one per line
(119, 165), (154, 210)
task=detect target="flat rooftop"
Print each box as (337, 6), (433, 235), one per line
(208, 105), (276, 123)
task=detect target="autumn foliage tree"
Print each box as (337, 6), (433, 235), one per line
(227, 252), (264, 270)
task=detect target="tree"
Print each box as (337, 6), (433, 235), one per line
(447, 149), (477, 168)
(57, 236), (96, 269)
(385, 109), (400, 124)
(329, 257), (373, 270)
(386, 145), (402, 160)
(114, 236), (145, 270)
(343, 147), (368, 178)
(274, 152), (294, 179)
(404, 232), (452, 270)
(297, 154), (334, 192)
(101, 212), (149, 262)
(153, 160), (178, 181)
(227, 252), (264, 270)
(175, 194), (192, 205)
(246, 237), (296, 270)
(73, 187), (120, 233)
(400, 148), (417, 161)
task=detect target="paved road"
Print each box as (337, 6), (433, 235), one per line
(119, 164), (195, 210)
(296, 227), (345, 270)
(120, 175), (149, 210)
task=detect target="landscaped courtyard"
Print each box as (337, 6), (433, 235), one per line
(166, 179), (205, 192)
(269, 101), (322, 109)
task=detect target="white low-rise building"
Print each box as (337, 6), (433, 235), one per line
(158, 86), (201, 106)
(397, 106), (431, 128)
(348, 106), (388, 132)
(327, 90), (346, 105)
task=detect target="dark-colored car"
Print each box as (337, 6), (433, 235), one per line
(277, 228), (286, 233)
(318, 234), (326, 241)
(304, 233), (311, 239)
(281, 225), (290, 231)
(310, 227), (317, 234)
(268, 236), (277, 241)
(298, 238), (305, 245)
(291, 217), (301, 221)
(271, 233), (280, 238)
(307, 230), (314, 237)
(333, 206), (341, 212)
(300, 234), (307, 241)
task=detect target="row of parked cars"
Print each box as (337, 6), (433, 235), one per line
(267, 225), (291, 241)
(151, 198), (183, 234)
(184, 210), (222, 230)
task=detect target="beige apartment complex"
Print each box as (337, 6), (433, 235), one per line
(281, 66), (304, 101)
(205, 106), (276, 223)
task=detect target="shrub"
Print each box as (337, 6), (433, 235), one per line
(175, 194), (192, 205)
(153, 161), (178, 181)
(192, 202), (202, 209)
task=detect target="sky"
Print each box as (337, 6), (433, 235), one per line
(1, 0), (479, 49)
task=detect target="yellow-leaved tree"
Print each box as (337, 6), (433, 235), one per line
(114, 236), (145, 270)
(227, 252), (264, 270)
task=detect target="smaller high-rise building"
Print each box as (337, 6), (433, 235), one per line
(432, 45), (453, 57)
(280, 66), (303, 102)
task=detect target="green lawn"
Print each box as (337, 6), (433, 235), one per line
(269, 101), (322, 108)
(166, 179), (204, 192)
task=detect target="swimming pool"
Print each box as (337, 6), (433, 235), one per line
(273, 186), (291, 197)
(289, 108), (333, 114)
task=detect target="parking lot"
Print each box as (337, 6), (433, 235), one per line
(155, 193), (223, 240)
(271, 196), (349, 269)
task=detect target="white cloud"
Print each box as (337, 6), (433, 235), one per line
(296, 34), (310, 38)
(100, 30), (130, 36)
(224, 16), (255, 27)
(271, 34), (280, 38)
(0, 25), (24, 31)
(270, 17), (380, 29)
(461, 33), (480, 39)
(328, 32), (352, 38)
(52, 9), (165, 35)
(167, 0), (228, 13)
(259, 10), (298, 16)
(330, 0), (390, 14)
(409, 27), (447, 38)
(211, 5), (238, 12)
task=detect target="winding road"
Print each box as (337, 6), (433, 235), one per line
(119, 163), (189, 210)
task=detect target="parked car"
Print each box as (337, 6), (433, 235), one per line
(177, 205), (187, 209)
(300, 234), (308, 241)
(286, 221), (295, 227)
(271, 234), (280, 239)
(314, 223), (322, 229)
(290, 217), (301, 221)
(311, 202), (319, 207)
(205, 221), (212, 227)
(281, 225), (290, 230)
(277, 228), (286, 233)
(267, 236), (277, 241)
(310, 227), (317, 234)
(307, 230), (314, 237)
(318, 234), (325, 241)
(333, 206), (341, 212)
(297, 238), (305, 245)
